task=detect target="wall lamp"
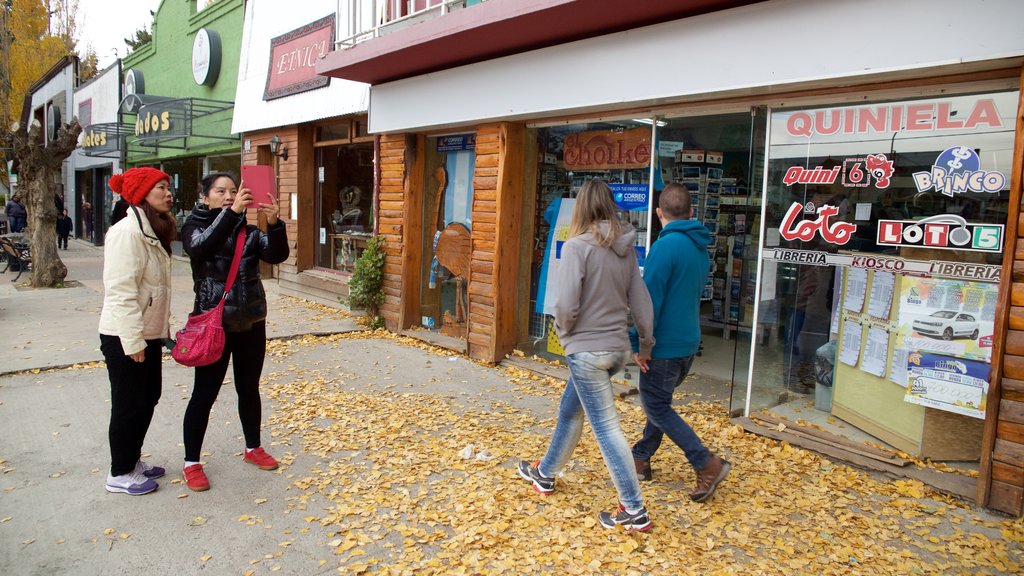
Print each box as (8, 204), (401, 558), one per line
(268, 135), (288, 161)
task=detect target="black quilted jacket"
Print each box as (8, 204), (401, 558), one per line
(182, 204), (289, 332)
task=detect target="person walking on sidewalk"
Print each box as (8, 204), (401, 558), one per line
(518, 179), (656, 532)
(630, 183), (731, 502)
(179, 172), (289, 491)
(56, 208), (73, 249)
(98, 167), (176, 495)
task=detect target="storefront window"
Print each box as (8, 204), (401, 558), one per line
(749, 91), (1017, 461)
(161, 156), (202, 220)
(519, 115), (765, 402)
(418, 134), (476, 338)
(315, 142), (374, 271)
(523, 121), (652, 358)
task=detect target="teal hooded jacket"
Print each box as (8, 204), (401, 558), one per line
(630, 218), (711, 358)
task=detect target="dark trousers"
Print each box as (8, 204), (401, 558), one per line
(631, 356), (711, 471)
(183, 321), (267, 462)
(58, 234), (69, 249)
(100, 335), (163, 476)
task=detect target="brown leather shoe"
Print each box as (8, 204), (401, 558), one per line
(634, 458), (652, 482)
(690, 455), (731, 502)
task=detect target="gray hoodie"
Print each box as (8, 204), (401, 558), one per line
(553, 221), (655, 356)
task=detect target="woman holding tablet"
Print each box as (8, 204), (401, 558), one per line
(179, 172), (289, 491)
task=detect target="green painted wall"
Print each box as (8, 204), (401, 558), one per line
(122, 0), (244, 164)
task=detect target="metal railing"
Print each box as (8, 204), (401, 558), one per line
(335, 0), (485, 48)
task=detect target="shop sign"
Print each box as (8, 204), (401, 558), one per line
(904, 352), (988, 419)
(779, 202), (856, 245)
(763, 248), (1001, 282)
(783, 165), (840, 186)
(80, 129), (107, 148)
(134, 101), (188, 139)
(785, 98), (1003, 138)
(877, 215), (1003, 253)
(264, 14), (335, 101)
(912, 146), (1006, 197)
(564, 127), (651, 170)
(436, 134), (476, 151)
(610, 183), (648, 211)
(192, 28), (222, 87)
(842, 154), (894, 188)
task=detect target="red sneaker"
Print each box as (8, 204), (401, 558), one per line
(183, 463), (210, 492)
(243, 447), (279, 471)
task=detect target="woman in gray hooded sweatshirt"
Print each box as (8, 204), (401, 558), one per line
(518, 179), (655, 532)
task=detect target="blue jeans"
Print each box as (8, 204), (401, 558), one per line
(631, 356), (710, 471)
(539, 351), (643, 510)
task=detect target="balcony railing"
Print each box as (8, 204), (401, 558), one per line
(336, 0), (485, 48)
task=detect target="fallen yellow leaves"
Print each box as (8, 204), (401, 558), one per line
(227, 335), (1024, 574)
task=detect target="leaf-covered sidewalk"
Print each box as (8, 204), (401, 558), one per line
(261, 332), (1024, 575)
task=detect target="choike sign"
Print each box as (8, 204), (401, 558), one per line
(264, 14), (335, 101)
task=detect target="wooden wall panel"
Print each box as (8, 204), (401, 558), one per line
(989, 481), (1024, 516)
(378, 133), (407, 331)
(980, 66), (1024, 516)
(466, 125), (502, 361)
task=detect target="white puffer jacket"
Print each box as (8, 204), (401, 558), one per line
(98, 207), (172, 355)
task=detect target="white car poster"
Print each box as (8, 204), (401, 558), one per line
(897, 276), (997, 362)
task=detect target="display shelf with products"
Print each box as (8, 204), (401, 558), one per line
(673, 150), (759, 338)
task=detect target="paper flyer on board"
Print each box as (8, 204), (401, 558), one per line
(867, 271), (895, 320)
(860, 326), (889, 377)
(839, 320), (863, 366)
(843, 268), (867, 313)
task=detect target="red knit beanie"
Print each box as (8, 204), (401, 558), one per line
(109, 167), (171, 206)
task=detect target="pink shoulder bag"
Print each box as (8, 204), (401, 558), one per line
(171, 229), (246, 367)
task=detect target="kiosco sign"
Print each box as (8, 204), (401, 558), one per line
(877, 215), (1003, 253)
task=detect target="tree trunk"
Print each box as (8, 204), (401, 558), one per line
(26, 167), (65, 285)
(3, 118), (82, 287)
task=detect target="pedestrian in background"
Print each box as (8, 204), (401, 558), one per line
(111, 197), (130, 225)
(82, 199), (94, 241)
(630, 183), (732, 502)
(179, 172), (289, 491)
(6, 194), (26, 232)
(97, 167), (176, 496)
(56, 208), (73, 249)
(518, 179), (656, 532)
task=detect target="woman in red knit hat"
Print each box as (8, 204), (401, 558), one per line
(98, 167), (177, 496)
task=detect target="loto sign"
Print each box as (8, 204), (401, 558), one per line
(779, 202), (856, 245)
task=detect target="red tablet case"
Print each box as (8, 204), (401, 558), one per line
(240, 165), (276, 206)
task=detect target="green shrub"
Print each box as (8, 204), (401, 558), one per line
(346, 235), (385, 328)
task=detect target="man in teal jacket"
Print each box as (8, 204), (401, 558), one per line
(630, 183), (732, 503)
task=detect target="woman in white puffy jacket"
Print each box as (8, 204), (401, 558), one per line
(98, 167), (176, 496)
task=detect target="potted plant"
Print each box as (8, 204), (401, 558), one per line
(345, 235), (385, 328)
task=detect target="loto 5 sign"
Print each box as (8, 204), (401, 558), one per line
(877, 215), (1003, 253)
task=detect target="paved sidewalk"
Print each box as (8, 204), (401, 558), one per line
(1, 240), (1022, 575)
(0, 239), (361, 375)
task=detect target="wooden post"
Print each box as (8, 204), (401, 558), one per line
(980, 65), (1024, 514)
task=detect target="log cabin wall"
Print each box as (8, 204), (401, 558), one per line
(241, 128), (301, 281)
(985, 68), (1024, 516)
(379, 133), (410, 331)
(242, 126), (333, 303)
(467, 123), (525, 362)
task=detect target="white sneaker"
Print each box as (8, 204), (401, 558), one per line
(134, 460), (166, 479)
(106, 470), (158, 495)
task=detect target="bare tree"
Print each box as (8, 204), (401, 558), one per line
(3, 116), (81, 286)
